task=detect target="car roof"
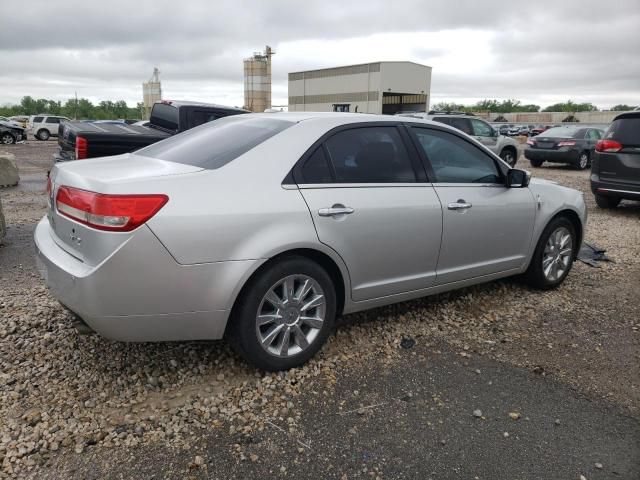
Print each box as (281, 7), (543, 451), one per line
(241, 111), (452, 127)
(613, 111), (640, 121)
(157, 100), (249, 112)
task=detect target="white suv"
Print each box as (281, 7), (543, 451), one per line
(28, 115), (70, 141)
(398, 112), (520, 166)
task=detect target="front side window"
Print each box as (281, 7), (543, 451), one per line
(470, 119), (493, 137)
(324, 127), (416, 183)
(47, 117), (60, 124)
(412, 128), (502, 184)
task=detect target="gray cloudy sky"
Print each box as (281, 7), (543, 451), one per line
(1, 0), (639, 109)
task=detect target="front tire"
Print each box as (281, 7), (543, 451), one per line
(523, 217), (576, 290)
(228, 256), (337, 371)
(594, 194), (621, 209)
(37, 129), (50, 141)
(500, 148), (517, 167)
(1, 132), (16, 144)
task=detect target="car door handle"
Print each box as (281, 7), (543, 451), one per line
(318, 206), (355, 217)
(447, 200), (472, 210)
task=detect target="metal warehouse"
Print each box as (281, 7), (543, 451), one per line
(288, 61), (432, 115)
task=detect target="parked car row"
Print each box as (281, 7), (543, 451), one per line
(524, 126), (604, 169)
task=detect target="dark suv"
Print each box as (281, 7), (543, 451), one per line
(590, 112), (640, 208)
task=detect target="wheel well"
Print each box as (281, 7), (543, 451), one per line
(552, 210), (583, 254)
(501, 145), (517, 156)
(225, 248), (347, 336)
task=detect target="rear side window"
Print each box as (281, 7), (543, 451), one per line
(324, 127), (417, 183)
(412, 128), (501, 184)
(136, 116), (294, 169)
(33, 116), (44, 123)
(150, 103), (179, 131)
(605, 117), (640, 145)
(300, 147), (333, 183)
(470, 119), (493, 137)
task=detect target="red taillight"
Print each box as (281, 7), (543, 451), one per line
(557, 141), (576, 147)
(595, 139), (622, 153)
(75, 136), (88, 159)
(526, 139), (535, 146)
(55, 186), (168, 232)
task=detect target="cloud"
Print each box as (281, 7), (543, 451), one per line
(1, 0), (638, 110)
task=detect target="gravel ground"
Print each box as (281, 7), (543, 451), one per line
(0, 141), (638, 478)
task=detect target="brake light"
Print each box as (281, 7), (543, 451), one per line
(55, 186), (168, 232)
(75, 136), (88, 159)
(595, 139), (622, 153)
(557, 141), (576, 147)
(526, 139), (535, 146)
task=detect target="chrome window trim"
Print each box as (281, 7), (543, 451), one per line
(297, 183), (433, 189)
(430, 183), (507, 188)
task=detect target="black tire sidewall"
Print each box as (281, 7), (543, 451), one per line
(530, 159), (543, 167)
(1, 133), (15, 144)
(500, 149), (516, 167)
(595, 194), (620, 209)
(230, 256), (337, 371)
(37, 129), (49, 141)
(525, 217), (576, 290)
(576, 151), (589, 170)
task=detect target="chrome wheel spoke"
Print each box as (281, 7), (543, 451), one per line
(265, 290), (284, 309)
(292, 325), (309, 349)
(257, 313), (281, 326)
(301, 294), (324, 312)
(300, 316), (323, 329)
(278, 326), (292, 356)
(296, 279), (313, 302)
(283, 277), (295, 303)
(261, 324), (284, 348)
(542, 226), (573, 283)
(559, 247), (572, 256)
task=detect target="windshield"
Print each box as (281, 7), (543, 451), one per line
(136, 115), (294, 169)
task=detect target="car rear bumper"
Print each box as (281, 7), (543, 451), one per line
(590, 175), (640, 199)
(524, 148), (579, 163)
(34, 216), (260, 341)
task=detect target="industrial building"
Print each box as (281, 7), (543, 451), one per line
(142, 67), (162, 120)
(244, 46), (275, 113)
(288, 61), (432, 115)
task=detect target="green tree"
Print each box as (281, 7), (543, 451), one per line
(611, 104), (637, 111)
(542, 100), (598, 112)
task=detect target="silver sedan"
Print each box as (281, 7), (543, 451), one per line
(35, 113), (586, 370)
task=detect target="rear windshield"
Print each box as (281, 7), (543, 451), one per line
(605, 117), (640, 145)
(136, 116), (294, 169)
(539, 127), (582, 138)
(150, 103), (179, 132)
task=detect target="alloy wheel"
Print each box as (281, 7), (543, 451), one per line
(578, 153), (589, 169)
(542, 226), (573, 282)
(256, 274), (326, 358)
(1, 133), (15, 144)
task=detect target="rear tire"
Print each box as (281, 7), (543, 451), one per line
(594, 194), (621, 209)
(576, 151), (589, 170)
(228, 256), (336, 371)
(529, 158), (543, 167)
(523, 216), (576, 290)
(37, 129), (50, 141)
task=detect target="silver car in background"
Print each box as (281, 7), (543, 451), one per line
(35, 113), (586, 371)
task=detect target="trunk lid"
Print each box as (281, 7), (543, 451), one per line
(48, 154), (203, 265)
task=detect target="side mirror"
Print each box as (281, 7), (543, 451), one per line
(493, 129), (499, 137)
(506, 169), (531, 188)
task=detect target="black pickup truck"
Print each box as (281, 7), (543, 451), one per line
(55, 100), (249, 161)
